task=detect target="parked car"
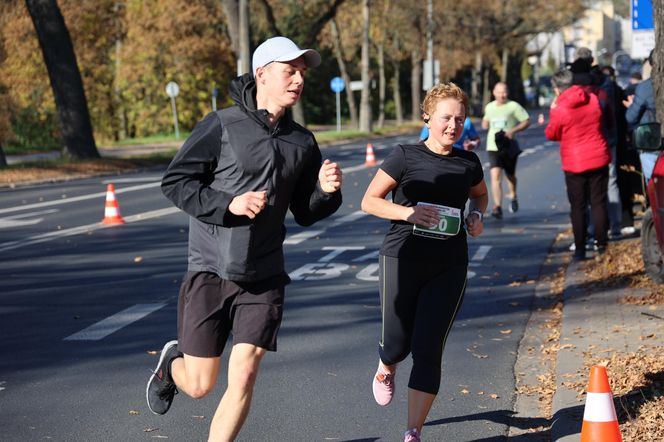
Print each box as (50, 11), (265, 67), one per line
(635, 122), (664, 282)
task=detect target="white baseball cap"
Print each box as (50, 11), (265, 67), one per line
(252, 36), (321, 77)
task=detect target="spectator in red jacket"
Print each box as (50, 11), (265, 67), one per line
(545, 68), (610, 260)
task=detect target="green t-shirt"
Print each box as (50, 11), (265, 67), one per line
(482, 100), (529, 152)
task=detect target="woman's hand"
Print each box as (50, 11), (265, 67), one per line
(465, 212), (484, 237)
(404, 205), (439, 228)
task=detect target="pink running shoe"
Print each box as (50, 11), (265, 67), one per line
(372, 365), (395, 406)
(404, 428), (421, 442)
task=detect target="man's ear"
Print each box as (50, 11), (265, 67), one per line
(255, 67), (266, 84)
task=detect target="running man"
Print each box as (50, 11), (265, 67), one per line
(146, 36), (342, 441)
(482, 82), (530, 219)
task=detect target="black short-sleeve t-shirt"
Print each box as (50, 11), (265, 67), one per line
(379, 143), (484, 264)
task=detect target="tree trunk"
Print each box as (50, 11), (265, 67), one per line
(238, 0), (250, 75)
(330, 20), (357, 129)
(377, 43), (385, 129)
(114, 38), (126, 140)
(471, 50), (482, 116)
(392, 58), (403, 125)
(25, 0), (99, 159)
(0, 143), (7, 169)
(411, 50), (422, 121)
(501, 48), (508, 83)
(653, 0), (664, 128)
(256, 0), (281, 36)
(221, 0), (240, 55)
(507, 51), (526, 106)
(482, 66), (490, 108)
(359, 0), (372, 132)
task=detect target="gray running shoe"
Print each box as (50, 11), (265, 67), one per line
(146, 340), (182, 415)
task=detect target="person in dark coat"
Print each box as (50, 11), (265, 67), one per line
(625, 50), (658, 183)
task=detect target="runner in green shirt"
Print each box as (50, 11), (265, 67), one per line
(481, 82), (530, 219)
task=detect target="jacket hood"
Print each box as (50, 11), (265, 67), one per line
(229, 74), (256, 109)
(228, 73), (292, 130)
(558, 86), (590, 109)
(228, 74), (269, 129)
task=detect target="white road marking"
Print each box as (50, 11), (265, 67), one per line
(0, 207), (180, 252)
(0, 182), (161, 215)
(468, 245), (491, 279)
(64, 303), (167, 341)
(283, 230), (324, 245)
(0, 209), (59, 229)
(102, 176), (162, 184)
(471, 245), (492, 261)
(284, 211), (367, 244)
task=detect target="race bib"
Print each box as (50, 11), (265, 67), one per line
(413, 202), (461, 239)
(492, 117), (507, 130)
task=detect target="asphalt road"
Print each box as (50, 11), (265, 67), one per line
(0, 125), (572, 441)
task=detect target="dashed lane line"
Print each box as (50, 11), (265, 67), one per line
(64, 303), (167, 341)
(0, 182), (161, 215)
(0, 207), (180, 253)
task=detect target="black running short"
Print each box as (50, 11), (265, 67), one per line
(177, 271), (285, 357)
(488, 151), (518, 176)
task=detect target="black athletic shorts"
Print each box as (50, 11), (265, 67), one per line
(488, 151), (518, 176)
(177, 271), (285, 357)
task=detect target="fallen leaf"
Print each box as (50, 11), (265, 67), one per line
(500, 329), (512, 334)
(460, 388), (470, 395)
(490, 394), (499, 399)
(129, 410), (139, 415)
(134, 256), (143, 263)
(143, 428), (159, 433)
(147, 350), (158, 355)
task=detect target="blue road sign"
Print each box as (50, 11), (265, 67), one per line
(330, 76), (345, 93)
(632, 0), (654, 30)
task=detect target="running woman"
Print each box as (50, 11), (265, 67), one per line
(361, 82), (488, 442)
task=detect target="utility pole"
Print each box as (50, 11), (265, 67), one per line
(427, 0), (434, 86)
(239, 0), (250, 75)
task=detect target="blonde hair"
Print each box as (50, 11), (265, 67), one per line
(421, 82), (468, 118)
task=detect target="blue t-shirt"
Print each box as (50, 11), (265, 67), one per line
(418, 117), (479, 149)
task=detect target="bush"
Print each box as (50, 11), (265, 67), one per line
(7, 105), (60, 153)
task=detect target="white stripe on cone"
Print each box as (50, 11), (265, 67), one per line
(106, 193), (117, 202)
(105, 207), (119, 217)
(583, 392), (618, 422)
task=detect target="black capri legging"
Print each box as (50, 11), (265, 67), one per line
(378, 255), (467, 394)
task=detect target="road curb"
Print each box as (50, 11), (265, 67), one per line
(508, 235), (568, 440)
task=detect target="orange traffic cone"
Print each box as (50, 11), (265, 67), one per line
(580, 365), (622, 442)
(365, 143), (377, 166)
(101, 183), (125, 225)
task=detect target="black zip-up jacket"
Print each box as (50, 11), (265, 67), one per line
(162, 74), (342, 282)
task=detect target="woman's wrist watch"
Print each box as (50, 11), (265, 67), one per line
(469, 209), (483, 221)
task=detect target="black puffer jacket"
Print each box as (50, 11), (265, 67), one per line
(162, 74), (342, 282)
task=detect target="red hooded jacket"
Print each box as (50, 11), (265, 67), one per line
(545, 85), (610, 173)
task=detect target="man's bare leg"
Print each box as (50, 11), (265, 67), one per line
(506, 173), (517, 201)
(490, 167), (503, 209)
(208, 343), (266, 442)
(171, 354), (220, 399)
